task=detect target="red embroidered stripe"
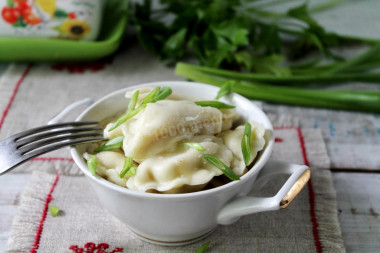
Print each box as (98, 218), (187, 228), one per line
(30, 173), (60, 253)
(274, 126), (322, 253)
(295, 127), (310, 167)
(0, 64), (32, 131)
(296, 128), (323, 253)
(307, 177), (322, 253)
(28, 127), (322, 252)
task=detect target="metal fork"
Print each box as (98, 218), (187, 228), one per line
(0, 121), (106, 175)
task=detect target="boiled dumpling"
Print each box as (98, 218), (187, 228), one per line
(84, 151), (128, 187)
(125, 87), (198, 102)
(119, 100), (223, 160)
(104, 122), (123, 139)
(85, 87), (268, 194)
(126, 135), (233, 193)
(220, 121), (266, 175)
(221, 109), (239, 131)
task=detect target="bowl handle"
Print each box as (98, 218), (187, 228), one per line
(47, 98), (94, 125)
(217, 160), (310, 225)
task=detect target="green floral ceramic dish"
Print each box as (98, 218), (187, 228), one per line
(0, 0), (127, 62)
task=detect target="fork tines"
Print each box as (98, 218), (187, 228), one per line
(13, 121), (106, 157)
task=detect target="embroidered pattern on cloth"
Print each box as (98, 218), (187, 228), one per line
(51, 57), (113, 73)
(30, 174), (60, 253)
(2, 63), (343, 252)
(69, 242), (123, 253)
(26, 127), (323, 253)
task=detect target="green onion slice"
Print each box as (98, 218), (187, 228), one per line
(127, 166), (137, 176)
(120, 156), (133, 178)
(183, 142), (206, 151)
(202, 154), (240, 181)
(142, 87), (160, 104)
(87, 155), (98, 176)
(94, 136), (124, 153)
(49, 205), (60, 217)
(126, 90), (139, 115)
(153, 86), (172, 102)
(109, 87), (172, 131)
(241, 122), (252, 165)
(215, 81), (233, 99)
(195, 101), (236, 109)
(195, 242), (210, 253)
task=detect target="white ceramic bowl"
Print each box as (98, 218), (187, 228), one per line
(70, 81), (310, 245)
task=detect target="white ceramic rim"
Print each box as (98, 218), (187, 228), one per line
(70, 81), (274, 199)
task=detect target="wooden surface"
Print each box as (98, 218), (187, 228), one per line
(333, 172), (380, 253)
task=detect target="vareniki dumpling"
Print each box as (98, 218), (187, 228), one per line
(84, 151), (128, 187)
(126, 135), (233, 193)
(84, 87), (267, 194)
(220, 121), (266, 175)
(112, 100), (223, 160)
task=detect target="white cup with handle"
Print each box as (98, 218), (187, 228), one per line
(70, 81), (310, 245)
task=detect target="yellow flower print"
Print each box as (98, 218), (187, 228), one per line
(59, 19), (91, 39)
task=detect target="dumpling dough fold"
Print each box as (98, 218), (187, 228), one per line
(126, 135), (233, 193)
(220, 121), (266, 176)
(110, 100), (223, 160)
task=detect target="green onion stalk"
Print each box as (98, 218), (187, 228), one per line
(175, 63), (380, 113)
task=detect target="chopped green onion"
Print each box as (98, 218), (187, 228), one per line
(127, 166), (137, 176)
(49, 205), (60, 217)
(120, 156), (133, 178)
(183, 142), (206, 151)
(87, 155), (98, 176)
(94, 136), (124, 153)
(126, 90), (139, 115)
(142, 87), (160, 104)
(215, 81), (233, 99)
(153, 86), (172, 102)
(195, 242), (210, 253)
(241, 122), (252, 165)
(110, 107), (145, 132)
(202, 154), (240, 181)
(109, 87), (173, 131)
(195, 101), (235, 109)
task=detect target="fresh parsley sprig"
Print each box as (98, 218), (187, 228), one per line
(132, 1), (380, 113)
(87, 155), (98, 176)
(202, 154), (240, 181)
(195, 101), (235, 109)
(241, 122), (252, 165)
(109, 87), (172, 131)
(94, 136), (124, 153)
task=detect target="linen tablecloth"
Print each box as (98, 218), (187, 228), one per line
(6, 127), (343, 252)
(0, 44), (344, 252)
